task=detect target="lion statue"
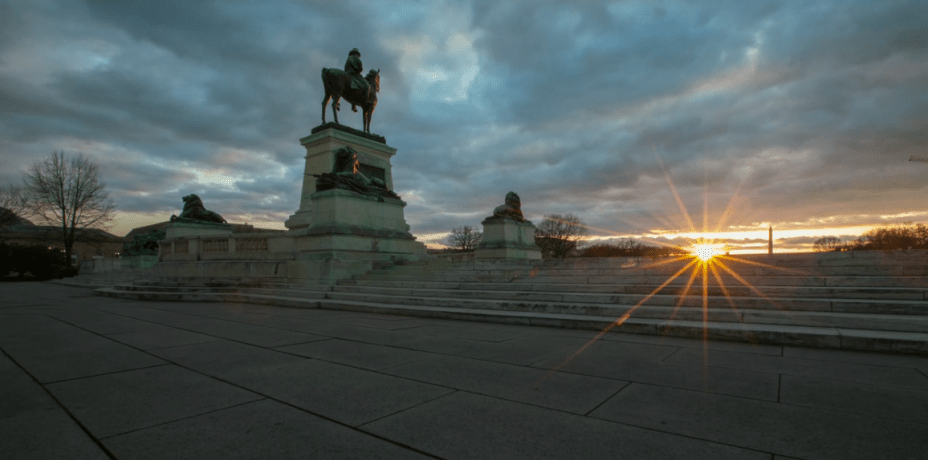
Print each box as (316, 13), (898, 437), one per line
(170, 194), (227, 224)
(492, 191), (525, 222)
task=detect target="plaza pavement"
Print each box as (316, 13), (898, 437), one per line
(2, 281), (928, 460)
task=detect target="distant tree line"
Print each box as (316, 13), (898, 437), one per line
(814, 223), (928, 252)
(579, 239), (689, 258)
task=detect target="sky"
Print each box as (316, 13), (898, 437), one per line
(1, 0), (926, 253)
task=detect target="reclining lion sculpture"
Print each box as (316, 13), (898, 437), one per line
(170, 194), (227, 224)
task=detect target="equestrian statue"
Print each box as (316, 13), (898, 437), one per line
(321, 48), (380, 134)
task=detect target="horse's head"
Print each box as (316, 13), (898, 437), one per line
(366, 69), (380, 92)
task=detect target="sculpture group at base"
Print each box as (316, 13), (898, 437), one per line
(314, 146), (399, 201)
(170, 194), (227, 224)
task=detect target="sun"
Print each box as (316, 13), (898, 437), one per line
(692, 242), (722, 261)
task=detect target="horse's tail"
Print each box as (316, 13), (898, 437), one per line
(321, 68), (334, 94)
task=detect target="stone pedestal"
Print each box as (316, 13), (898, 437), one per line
(292, 188), (426, 259)
(475, 217), (542, 260)
(164, 221), (232, 239)
(286, 123), (397, 230)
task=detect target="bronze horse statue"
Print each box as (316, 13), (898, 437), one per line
(321, 68), (380, 134)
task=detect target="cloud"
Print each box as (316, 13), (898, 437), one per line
(0, 0), (925, 251)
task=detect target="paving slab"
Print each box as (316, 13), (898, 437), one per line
(783, 345), (928, 367)
(46, 310), (170, 335)
(666, 347), (928, 389)
(223, 358), (454, 426)
(104, 327), (225, 350)
(6, 281), (928, 458)
(112, 310), (327, 347)
(0, 314), (165, 383)
(530, 339), (780, 400)
(361, 391), (769, 460)
(149, 340), (308, 375)
(400, 323), (538, 342)
(1, 406), (112, 460)
(383, 332), (594, 366)
(384, 354), (629, 414)
(779, 374), (928, 423)
(275, 338), (437, 370)
(1, 349), (110, 459)
(103, 399), (432, 460)
(590, 383), (928, 460)
(46, 364), (265, 438)
(152, 340), (453, 426)
(602, 331), (784, 355)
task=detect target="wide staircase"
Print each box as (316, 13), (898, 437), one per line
(94, 251), (928, 354)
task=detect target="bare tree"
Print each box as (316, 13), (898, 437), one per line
(535, 213), (588, 258)
(447, 225), (482, 252)
(0, 183), (31, 229)
(812, 236), (842, 252)
(23, 151), (116, 264)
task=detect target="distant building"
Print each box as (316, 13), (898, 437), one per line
(0, 209), (128, 266)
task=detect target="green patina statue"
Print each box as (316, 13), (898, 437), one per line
(492, 191), (525, 222)
(314, 146), (399, 201)
(321, 48), (380, 134)
(170, 194), (227, 224)
(123, 229), (166, 256)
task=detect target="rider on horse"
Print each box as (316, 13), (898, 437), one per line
(344, 48), (369, 112)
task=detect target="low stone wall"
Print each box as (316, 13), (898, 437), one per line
(79, 255), (158, 273)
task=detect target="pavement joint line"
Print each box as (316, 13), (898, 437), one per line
(661, 346), (685, 362)
(141, 337), (230, 352)
(95, 398), (270, 441)
(583, 380), (632, 416)
(355, 389), (461, 429)
(582, 402), (785, 459)
(777, 374), (782, 403)
(375, 355), (440, 372)
(43, 363), (172, 385)
(0, 346), (120, 460)
(269, 337), (337, 349)
(917, 367), (928, 380)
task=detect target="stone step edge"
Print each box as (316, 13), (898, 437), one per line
(110, 283), (334, 294)
(329, 286), (928, 305)
(346, 276), (928, 289)
(94, 287), (323, 309)
(99, 285), (928, 320)
(315, 299), (928, 355)
(321, 290), (928, 311)
(107, 282), (928, 305)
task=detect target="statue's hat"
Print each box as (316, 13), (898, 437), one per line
(349, 48), (361, 57)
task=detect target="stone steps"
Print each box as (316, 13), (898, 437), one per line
(331, 283), (928, 307)
(311, 299), (928, 355)
(351, 272), (928, 287)
(340, 279), (928, 299)
(92, 253), (928, 354)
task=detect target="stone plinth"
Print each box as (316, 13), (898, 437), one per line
(286, 124), (397, 230)
(164, 221), (232, 239)
(475, 217), (541, 260)
(294, 188), (426, 259)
